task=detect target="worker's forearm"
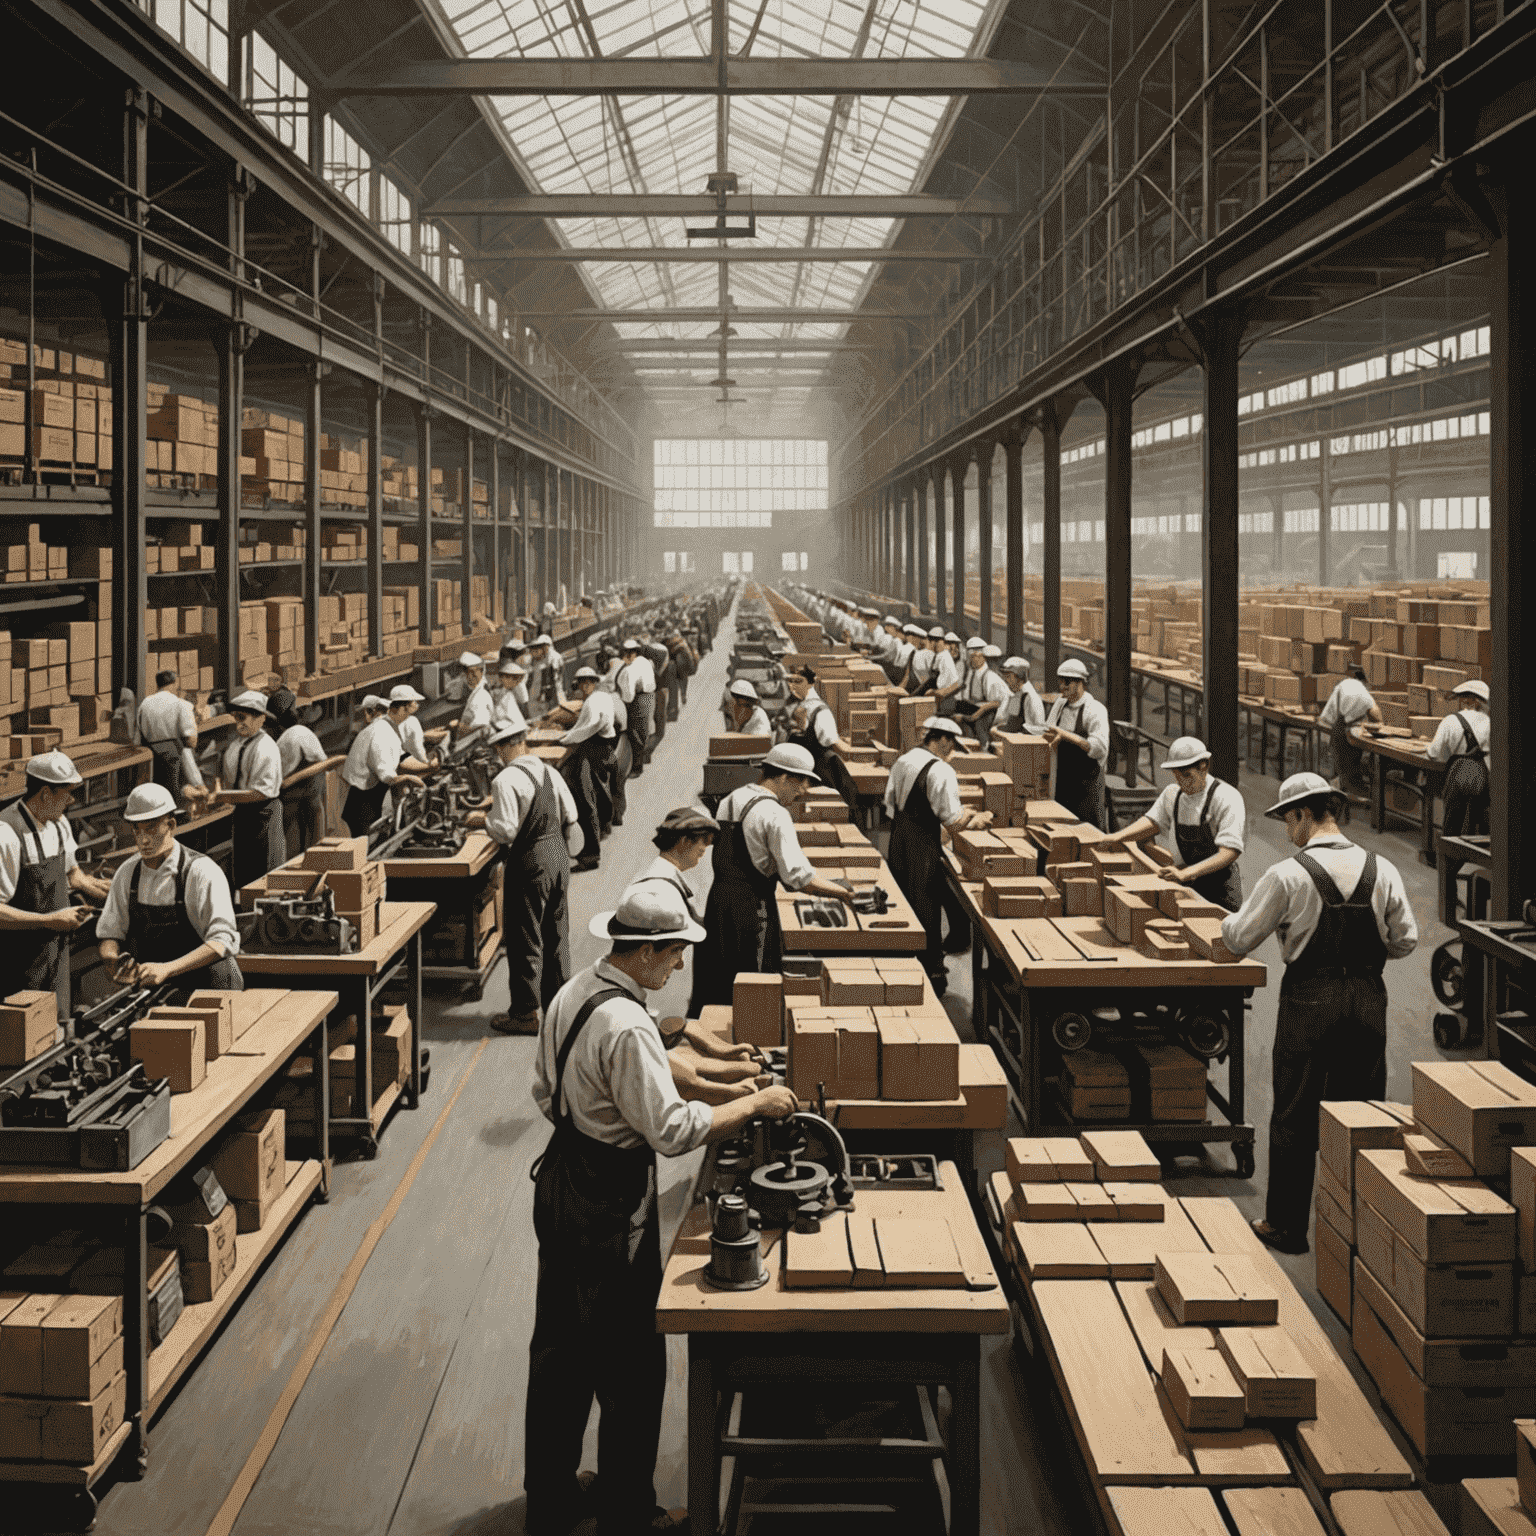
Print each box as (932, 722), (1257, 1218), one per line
(802, 876), (855, 904)
(973, 701), (999, 720)
(1106, 816), (1156, 846)
(164, 940), (223, 977)
(0, 903), (59, 929)
(1184, 847), (1239, 880)
(704, 1089), (787, 1143)
(217, 788), (266, 804)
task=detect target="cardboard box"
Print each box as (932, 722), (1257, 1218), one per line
(1314, 1216), (1353, 1323)
(0, 990), (58, 1067)
(129, 1018), (205, 1094)
(373, 1008), (410, 1096)
(171, 1200), (237, 1272)
(0, 1369), (128, 1463)
(1319, 1102), (1409, 1199)
(708, 733), (771, 758)
(1412, 1060), (1536, 1178)
(0, 1294), (59, 1395)
(143, 1004), (232, 1062)
(1515, 1147), (1536, 1274)
(38, 1294), (123, 1401)
(301, 835), (369, 872)
(181, 1226), (238, 1303)
(876, 1013), (959, 1101)
(210, 1108), (285, 1210)
(1353, 1148), (1515, 1265)
(732, 973), (783, 1049)
(1215, 1326), (1316, 1418)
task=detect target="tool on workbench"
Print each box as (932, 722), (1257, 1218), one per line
(370, 745), (497, 859)
(707, 1111), (856, 1241)
(794, 897), (849, 928)
(702, 1192), (770, 1291)
(238, 879), (358, 955)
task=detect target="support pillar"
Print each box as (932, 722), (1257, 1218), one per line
(416, 405), (433, 644)
(303, 360), (323, 676)
(462, 424), (475, 630)
(978, 444), (994, 641)
(367, 384), (384, 656)
(951, 455), (968, 632)
(489, 439), (501, 626)
(917, 477), (931, 613)
(934, 471), (949, 626)
(1199, 315), (1244, 787)
(1004, 422), (1028, 657)
(1042, 401), (1070, 681)
(215, 328), (243, 697)
(1098, 364), (1136, 736)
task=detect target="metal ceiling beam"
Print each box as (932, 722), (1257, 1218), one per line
(429, 193), (1009, 217)
(601, 339), (864, 353)
(515, 307), (926, 321)
(469, 247), (980, 263)
(330, 58), (1106, 98)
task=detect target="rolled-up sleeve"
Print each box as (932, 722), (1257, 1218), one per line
(0, 825), (23, 903)
(1082, 700), (1110, 765)
(756, 803), (815, 890)
(1146, 784), (1178, 836)
(1425, 715), (1459, 764)
(926, 761), (965, 828)
(606, 1023), (713, 1155)
(367, 725), (404, 784)
(95, 861), (135, 944)
(1210, 785), (1247, 853)
(1381, 870), (1419, 959)
(187, 854), (240, 955)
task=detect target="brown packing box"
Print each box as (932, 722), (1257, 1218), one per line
(1319, 1101), (1406, 1198)
(36, 1294), (122, 1401)
(181, 1225), (239, 1304)
(1520, 1423), (1536, 1517)
(728, 973), (783, 1046)
(0, 1294), (60, 1395)
(876, 1013), (959, 1101)
(0, 1370), (128, 1464)
(171, 1201), (237, 1275)
(1079, 1130), (1160, 1182)
(709, 733), (772, 758)
(874, 960), (925, 1006)
(821, 962), (884, 1006)
(1214, 1326), (1317, 1418)
(1314, 1216), (1353, 1323)
(373, 1007), (411, 1095)
(302, 835), (369, 873)
(129, 1018), (205, 1094)
(183, 993), (237, 1056)
(1154, 1252), (1279, 1324)
(210, 1108), (285, 1208)
(1513, 1147), (1536, 1272)
(1354, 1148), (1516, 1265)
(1411, 1059), (1536, 1178)
(0, 989), (58, 1068)
(144, 1005), (232, 1062)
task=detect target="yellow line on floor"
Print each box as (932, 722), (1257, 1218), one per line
(204, 1037), (491, 1536)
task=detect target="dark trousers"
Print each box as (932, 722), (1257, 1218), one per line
(666, 671), (682, 721)
(504, 851), (570, 1019)
(283, 777), (325, 856)
(342, 783), (387, 840)
(565, 738), (615, 860)
(1266, 975), (1387, 1236)
(525, 1217), (664, 1534)
(626, 692), (655, 776)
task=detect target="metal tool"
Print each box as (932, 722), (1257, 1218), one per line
(371, 746), (497, 859)
(711, 1111), (856, 1234)
(793, 898), (849, 928)
(238, 887), (357, 955)
(702, 1192), (770, 1291)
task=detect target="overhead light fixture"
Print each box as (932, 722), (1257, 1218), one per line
(710, 376), (737, 389)
(686, 172), (756, 241)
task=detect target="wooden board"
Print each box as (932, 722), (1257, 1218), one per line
(1115, 1280), (1215, 1362)
(1180, 1198), (1414, 1489)
(1223, 1487), (1328, 1536)
(1108, 1487), (1227, 1536)
(1155, 1253), (1279, 1325)
(1460, 1479), (1536, 1536)
(873, 1217), (966, 1288)
(782, 1216), (854, 1289)
(1089, 1195), (1208, 1277)
(1014, 1221), (1109, 1279)
(1161, 1346), (1246, 1431)
(1330, 1490), (1453, 1536)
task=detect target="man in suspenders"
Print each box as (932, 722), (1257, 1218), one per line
(884, 718), (995, 995)
(995, 657), (1046, 733)
(136, 672), (199, 799)
(954, 638), (1010, 748)
(1220, 773), (1417, 1254)
(475, 719), (580, 1036)
(784, 668), (853, 801)
(559, 667), (619, 872)
(1426, 679), (1491, 861)
(1102, 736), (1247, 911)
(209, 691), (286, 889)
(1043, 658), (1109, 828)
(524, 885), (797, 1536)
(0, 751), (112, 1021)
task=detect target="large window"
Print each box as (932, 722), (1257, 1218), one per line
(654, 439), (827, 527)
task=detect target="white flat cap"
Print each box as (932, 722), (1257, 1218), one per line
(928, 626), (945, 640)
(902, 623), (924, 636)
(389, 684), (425, 703)
(1002, 656), (1030, 675)
(125, 783), (178, 821)
(499, 659), (527, 677)
(761, 743), (820, 782)
(487, 721), (527, 746)
(26, 750), (82, 787)
(459, 652), (483, 669)
(965, 636), (986, 651)
(1452, 679), (1490, 701)
(535, 634), (554, 647)
(362, 694), (390, 712)
(229, 690), (273, 716)
(729, 679), (760, 701)
(590, 883), (706, 945)
(982, 644), (1003, 659)
(922, 717), (964, 739)
(1057, 659), (1089, 681)
(1162, 736), (1211, 770)
(573, 666), (600, 682)
(621, 638), (642, 651)
(944, 631), (961, 644)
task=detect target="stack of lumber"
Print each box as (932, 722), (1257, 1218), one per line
(1341, 1060), (1536, 1459)
(1461, 1423), (1536, 1536)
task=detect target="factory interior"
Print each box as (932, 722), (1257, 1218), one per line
(0, 2), (1533, 1534)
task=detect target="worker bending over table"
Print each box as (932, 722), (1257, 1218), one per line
(784, 667), (853, 800)
(931, 631), (965, 717)
(1319, 667), (1381, 798)
(1102, 735), (1246, 910)
(454, 652), (494, 753)
(902, 625), (939, 694)
(97, 784), (243, 996)
(206, 691), (285, 889)
(270, 687), (329, 856)
(137, 671), (199, 799)
(690, 743), (856, 1013)
(340, 696), (434, 838)
(1218, 772), (1417, 1255)
(726, 678), (772, 738)
(885, 718), (993, 996)
(996, 656), (1045, 732)
(559, 666), (619, 872)
(473, 719), (580, 1036)
(524, 886), (797, 1536)
(1427, 677), (1491, 852)
(1043, 658), (1109, 828)
(954, 639), (1010, 748)
(0, 750), (113, 1019)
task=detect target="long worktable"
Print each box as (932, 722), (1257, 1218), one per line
(776, 853), (926, 957)
(1350, 726), (1448, 866)
(382, 831), (503, 1000)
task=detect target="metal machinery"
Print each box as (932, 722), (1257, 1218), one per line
(0, 986), (177, 1170)
(792, 884), (891, 928)
(238, 884), (357, 956)
(370, 746), (497, 860)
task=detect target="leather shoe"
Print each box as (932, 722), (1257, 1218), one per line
(489, 1011), (540, 1036)
(574, 855), (601, 872)
(1250, 1218), (1308, 1255)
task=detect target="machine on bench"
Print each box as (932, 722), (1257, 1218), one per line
(371, 746), (497, 860)
(238, 880), (357, 956)
(0, 985), (177, 1169)
(792, 883), (892, 928)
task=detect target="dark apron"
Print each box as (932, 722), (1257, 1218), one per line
(125, 853), (244, 994)
(1174, 780), (1244, 911)
(563, 732), (616, 857)
(282, 771), (327, 856)
(13, 803), (73, 1021)
(1441, 712), (1490, 841)
(1331, 712), (1365, 794)
(342, 780), (389, 840)
(888, 758), (946, 976)
(145, 736), (185, 798)
(906, 655), (936, 696)
(505, 760), (572, 1016)
(788, 703), (852, 806)
(1283, 849), (1388, 1001)
(690, 790), (781, 1014)
(1053, 700), (1105, 828)
(229, 735), (283, 890)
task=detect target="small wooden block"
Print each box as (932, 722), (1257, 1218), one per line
(874, 1217), (966, 1288)
(846, 1214), (884, 1288)
(1183, 916), (1240, 964)
(1041, 1136), (1095, 1182)
(1224, 1487), (1328, 1536)
(1005, 1137), (1062, 1184)
(1155, 1252), (1279, 1325)
(1403, 1130), (1475, 1182)
(1065, 1183), (1117, 1222)
(1013, 1221), (1109, 1279)
(1160, 1345), (1245, 1431)
(1216, 1326), (1318, 1418)
(1080, 1130), (1161, 1182)
(782, 1215), (854, 1289)
(1103, 1184), (1166, 1222)
(1018, 1183), (1078, 1222)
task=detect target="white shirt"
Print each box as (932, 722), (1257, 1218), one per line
(342, 717), (404, 790)
(716, 784), (815, 891)
(138, 690), (195, 747)
(617, 656), (656, 701)
(962, 663), (1010, 709)
(624, 855), (703, 923)
(0, 802), (79, 903)
(801, 695), (839, 749)
(96, 841), (240, 956)
(491, 687), (529, 734)
(998, 683), (1046, 732)
(534, 960), (712, 1155)
(1221, 834), (1417, 965)
(1319, 678), (1376, 729)
(1046, 690), (1110, 765)
(884, 746), (964, 827)
(486, 755), (579, 849)
(1147, 777), (1247, 856)
(735, 705), (771, 737)
(892, 641), (915, 675)
(909, 648), (937, 684)
(277, 724), (327, 780)
(934, 651), (962, 692)
(458, 682), (493, 744)
(1426, 708), (1491, 765)
(221, 731), (283, 800)
(561, 689), (618, 746)
(397, 714), (427, 763)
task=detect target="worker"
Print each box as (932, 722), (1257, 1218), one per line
(1043, 658), (1109, 828)
(664, 632), (692, 720)
(97, 783), (244, 996)
(995, 656), (1046, 733)
(885, 718), (994, 995)
(648, 631), (674, 751)
(207, 691), (285, 889)
(726, 679), (772, 738)
(527, 633), (567, 719)
(889, 624), (919, 689)
(340, 696), (432, 838)
(954, 637), (1010, 747)
(689, 743), (856, 1012)
(559, 666), (618, 872)
(1319, 666), (1382, 798)
(524, 884), (797, 1536)
(932, 630), (964, 716)
(0, 751), (113, 1020)
(137, 671), (199, 800)
(389, 685), (437, 765)
(616, 637), (656, 780)
(493, 659), (530, 734)
(454, 652), (493, 752)
(623, 805), (719, 924)
(1427, 679), (1491, 853)
(904, 625), (940, 694)
(1220, 772), (1416, 1254)
(1102, 736), (1246, 910)
(784, 667), (853, 799)
(473, 719), (580, 1035)
(270, 688), (330, 856)
(360, 694), (389, 723)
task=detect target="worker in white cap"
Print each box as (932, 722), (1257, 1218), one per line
(97, 783), (243, 996)
(1318, 666), (1382, 798)
(206, 691), (285, 888)
(617, 637), (657, 779)
(874, 616), (907, 683)
(931, 630), (965, 715)
(454, 652), (493, 752)
(885, 718), (994, 993)
(954, 636), (1010, 748)
(1427, 679), (1491, 854)
(1043, 658), (1109, 828)
(690, 743), (856, 1012)
(726, 678), (771, 738)
(1102, 736), (1247, 910)
(1219, 772), (1416, 1254)
(888, 623), (921, 688)
(360, 694), (390, 721)
(524, 882), (796, 1536)
(0, 750), (112, 1019)
(340, 693), (434, 838)
(903, 625), (941, 694)
(995, 656), (1046, 733)
(269, 688), (330, 856)
(492, 659), (529, 737)
(526, 633), (567, 720)
(784, 666), (854, 802)
(136, 670), (200, 800)
(388, 684), (438, 766)
(470, 719), (580, 1034)
(559, 666), (619, 870)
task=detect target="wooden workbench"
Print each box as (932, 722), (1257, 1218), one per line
(776, 854), (925, 956)
(660, 1157), (1009, 1536)
(0, 988), (333, 1516)
(1350, 726), (1447, 865)
(382, 832), (503, 999)
(237, 901), (434, 1156)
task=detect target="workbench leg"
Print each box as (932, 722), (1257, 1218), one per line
(1022, 988), (1040, 1134)
(1373, 753), (1386, 833)
(314, 1018), (332, 1201)
(688, 1337), (719, 1536)
(947, 1337), (981, 1536)
(408, 931), (423, 1109)
(125, 1205), (148, 1477)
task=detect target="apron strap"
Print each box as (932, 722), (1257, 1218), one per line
(1456, 712), (1485, 761)
(550, 985), (632, 1131)
(1293, 846), (1375, 906)
(17, 801), (49, 867)
(901, 756), (937, 814)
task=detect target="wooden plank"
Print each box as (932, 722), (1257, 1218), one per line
(1161, 1346), (1246, 1430)
(1216, 1326), (1318, 1418)
(1180, 1197), (1415, 1489)
(1104, 1184), (1167, 1222)
(846, 1215), (884, 1287)
(1090, 1195), (1208, 1277)
(782, 1215), (854, 1289)
(1223, 1487), (1328, 1536)
(1108, 1487), (1227, 1536)
(1461, 1479), (1536, 1536)
(1155, 1253), (1280, 1324)
(1330, 1490), (1453, 1536)
(874, 1217), (966, 1288)
(1115, 1280), (1215, 1361)
(1081, 1130), (1162, 1182)
(1014, 1222), (1110, 1279)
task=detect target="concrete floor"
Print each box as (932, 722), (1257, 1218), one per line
(80, 597), (1461, 1536)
